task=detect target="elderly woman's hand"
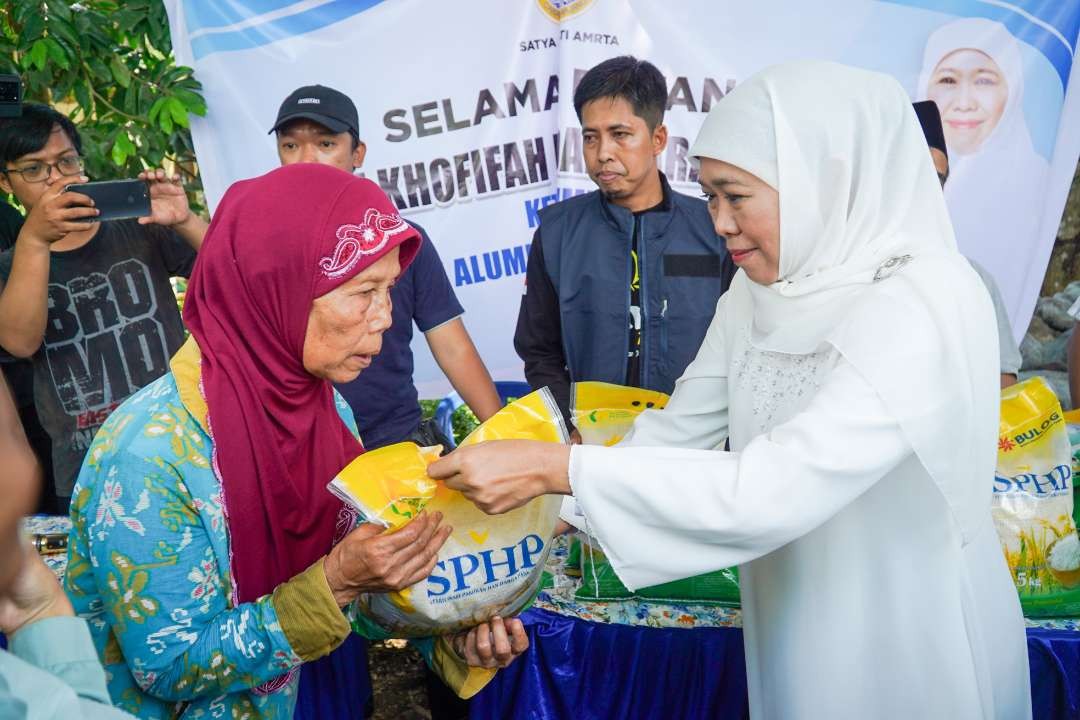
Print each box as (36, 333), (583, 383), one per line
(323, 512), (451, 607)
(427, 440), (572, 515)
(451, 616), (529, 669)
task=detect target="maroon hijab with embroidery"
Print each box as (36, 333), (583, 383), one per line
(183, 164), (420, 602)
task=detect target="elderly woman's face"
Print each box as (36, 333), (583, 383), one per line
(698, 158), (780, 285)
(303, 247), (400, 384)
(927, 49), (1009, 156)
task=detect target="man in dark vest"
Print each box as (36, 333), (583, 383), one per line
(516, 56), (736, 430)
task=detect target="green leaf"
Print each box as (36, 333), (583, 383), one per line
(109, 56), (132, 88)
(73, 81), (92, 115)
(159, 108), (174, 135)
(22, 15), (46, 42)
(166, 97), (189, 128)
(148, 97), (168, 124)
(173, 88), (206, 113)
(44, 38), (70, 70)
(110, 132), (136, 166)
(88, 58), (111, 83)
(111, 138), (128, 166)
(28, 39), (48, 71)
(45, 0), (73, 22)
(137, 84), (152, 115)
(113, 9), (141, 32)
(47, 18), (80, 49)
(123, 83), (138, 114)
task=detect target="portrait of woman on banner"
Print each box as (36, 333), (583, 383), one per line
(918, 16), (1050, 320)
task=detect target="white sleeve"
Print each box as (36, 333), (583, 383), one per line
(621, 302), (730, 451)
(569, 358), (912, 590)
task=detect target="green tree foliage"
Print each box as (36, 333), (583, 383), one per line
(0, 0), (206, 207)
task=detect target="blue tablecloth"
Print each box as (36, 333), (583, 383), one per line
(469, 608), (1080, 720)
(1029, 627), (1080, 719)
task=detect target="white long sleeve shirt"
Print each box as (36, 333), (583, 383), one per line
(568, 313), (1030, 719)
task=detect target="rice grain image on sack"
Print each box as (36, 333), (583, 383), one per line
(994, 376), (1080, 615)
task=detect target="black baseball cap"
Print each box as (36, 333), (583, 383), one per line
(269, 85), (359, 138)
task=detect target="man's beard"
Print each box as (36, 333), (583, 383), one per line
(598, 185), (629, 200)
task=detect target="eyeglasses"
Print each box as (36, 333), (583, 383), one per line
(3, 155), (84, 183)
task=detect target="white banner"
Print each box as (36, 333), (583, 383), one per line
(164, 0), (1080, 398)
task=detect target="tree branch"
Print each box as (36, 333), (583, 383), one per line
(82, 71), (143, 123)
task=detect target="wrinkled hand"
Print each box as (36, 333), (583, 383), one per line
(427, 440), (571, 515)
(451, 616), (529, 669)
(19, 175), (97, 246)
(138, 168), (191, 227)
(0, 543), (73, 637)
(323, 512), (450, 607)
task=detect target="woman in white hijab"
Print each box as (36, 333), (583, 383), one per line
(919, 17), (1049, 326)
(430, 60), (1031, 718)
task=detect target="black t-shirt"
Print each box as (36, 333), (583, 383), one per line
(0, 219), (196, 495)
(0, 201), (32, 408)
(625, 197), (667, 387)
(0, 200), (23, 252)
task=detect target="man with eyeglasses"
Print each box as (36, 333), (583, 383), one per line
(0, 103), (207, 513)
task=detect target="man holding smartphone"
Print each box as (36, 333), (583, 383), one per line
(0, 103), (207, 513)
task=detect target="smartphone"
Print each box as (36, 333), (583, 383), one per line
(0, 73), (21, 118)
(65, 179), (151, 223)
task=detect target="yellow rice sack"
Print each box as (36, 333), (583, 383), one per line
(328, 388), (567, 635)
(994, 376), (1080, 616)
(328, 443), (443, 530)
(572, 381), (669, 446)
(569, 382), (741, 605)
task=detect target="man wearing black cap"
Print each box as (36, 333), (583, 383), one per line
(913, 100), (1021, 388)
(270, 85), (500, 720)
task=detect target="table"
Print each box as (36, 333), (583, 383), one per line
(25, 518), (1080, 718)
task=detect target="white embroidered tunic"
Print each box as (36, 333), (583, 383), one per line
(567, 301), (1030, 719)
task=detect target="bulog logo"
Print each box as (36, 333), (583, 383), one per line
(999, 410), (1063, 452)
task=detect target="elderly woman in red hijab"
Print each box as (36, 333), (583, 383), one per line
(63, 164), (527, 719)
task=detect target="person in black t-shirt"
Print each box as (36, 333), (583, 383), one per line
(0, 199), (21, 251)
(0, 104), (207, 511)
(0, 199), (57, 512)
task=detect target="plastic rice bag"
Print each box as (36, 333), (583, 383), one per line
(569, 382), (741, 606)
(994, 377), (1080, 616)
(329, 388), (567, 635)
(572, 381), (669, 446)
(329, 443), (443, 530)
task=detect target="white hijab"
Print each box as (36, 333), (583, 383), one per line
(917, 18), (1048, 313)
(689, 60), (1000, 544)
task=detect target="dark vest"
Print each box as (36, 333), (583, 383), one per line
(538, 174), (735, 393)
